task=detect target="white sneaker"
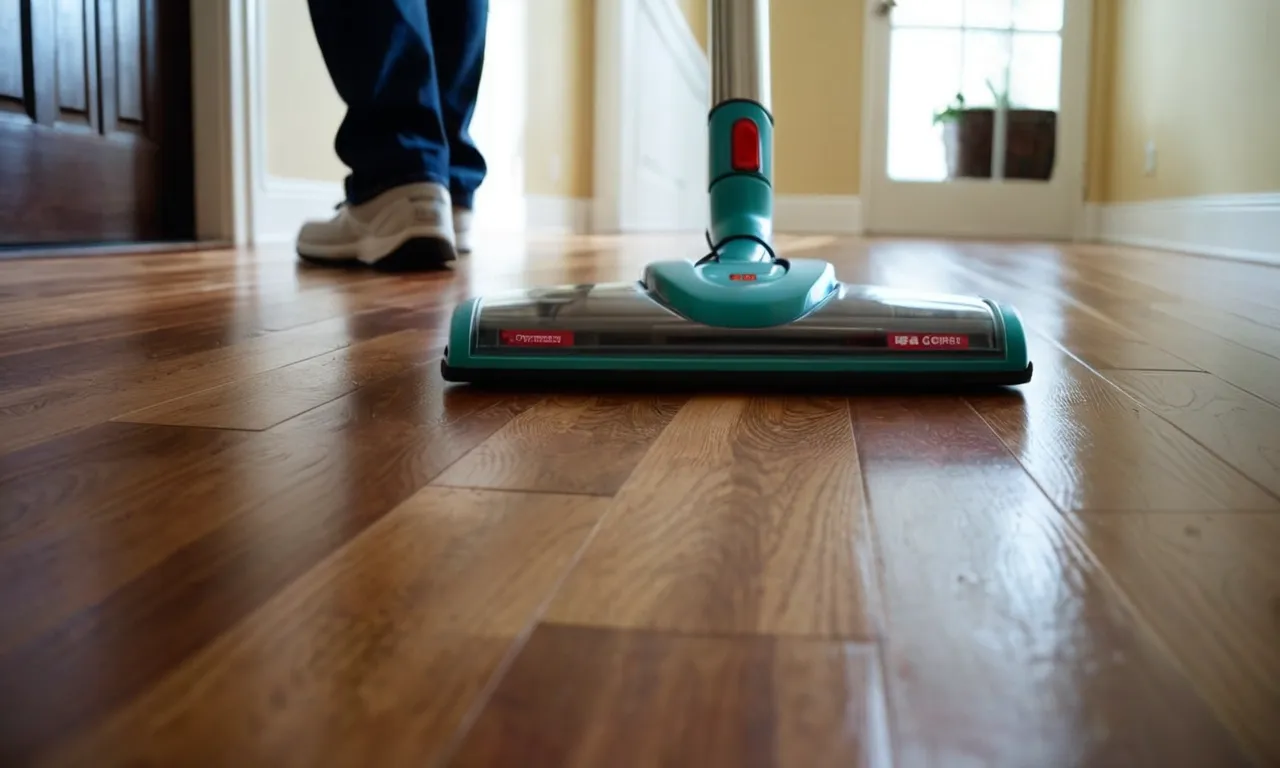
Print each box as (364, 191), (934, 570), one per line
(296, 182), (457, 270)
(453, 207), (473, 254)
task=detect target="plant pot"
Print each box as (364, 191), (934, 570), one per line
(942, 108), (1057, 180)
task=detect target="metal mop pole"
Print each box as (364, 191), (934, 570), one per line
(704, 0), (775, 263)
(710, 0), (771, 111)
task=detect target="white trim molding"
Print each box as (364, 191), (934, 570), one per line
(253, 177), (344, 245)
(190, 0), (250, 244)
(774, 195), (864, 234)
(1091, 193), (1280, 267)
(251, 178), (592, 243)
(244, 0), (310, 246)
(1076, 201), (1102, 242)
(525, 196), (594, 234)
(594, 0), (710, 234)
(185, 0), (284, 246)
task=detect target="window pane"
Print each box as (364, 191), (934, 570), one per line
(886, 28), (963, 181)
(964, 0), (1013, 28)
(892, 0), (964, 27)
(961, 30), (1013, 106)
(1011, 0), (1063, 31)
(1009, 32), (1061, 109)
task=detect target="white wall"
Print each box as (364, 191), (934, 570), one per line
(594, 0), (710, 234)
(468, 0), (528, 235)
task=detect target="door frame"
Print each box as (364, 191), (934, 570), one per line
(191, 0), (325, 247)
(190, 0), (251, 244)
(857, 0), (1095, 241)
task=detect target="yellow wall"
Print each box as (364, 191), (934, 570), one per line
(263, 0), (347, 183)
(770, 1), (864, 195)
(1098, 0), (1280, 202)
(1084, 0), (1116, 202)
(678, 0), (707, 50)
(524, 0), (596, 198)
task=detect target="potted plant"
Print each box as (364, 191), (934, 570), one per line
(932, 80), (1057, 180)
(932, 92), (969, 179)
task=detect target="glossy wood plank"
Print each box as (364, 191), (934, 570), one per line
(0, 315), (268, 394)
(1118, 308), (1280, 408)
(0, 307), (434, 454)
(1105, 370), (1280, 499)
(1071, 511), (1280, 767)
(0, 262), (416, 356)
(0, 422), (252, 653)
(852, 396), (1252, 767)
(845, 242), (1207, 381)
(1073, 280), (1280, 401)
(0, 237), (1276, 767)
(0, 274), (249, 329)
(0, 283), (286, 359)
(1149, 301), (1280, 361)
(939, 256), (1203, 372)
(1035, 319), (1203, 371)
(1065, 246), (1280, 333)
(545, 396), (872, 637)
(970, 254), (1280, 406)
(446, 623), (890, 768)
(432, 395), (687, 495)
(0, 370), (539, 764)
(0, 369), (533, 631)
(114, 327), (445, 430)
(253, 275), (449, 332)
(971, 336), (1280, 512)
(38, 487), (607, 768)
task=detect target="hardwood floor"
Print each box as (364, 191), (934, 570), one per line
(0, 234), (1277, 767)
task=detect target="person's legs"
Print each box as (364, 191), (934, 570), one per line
(296, 0), (458, 269)
(427, 0), (488, 252)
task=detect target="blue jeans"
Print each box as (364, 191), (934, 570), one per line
(307, 0), (488, 209)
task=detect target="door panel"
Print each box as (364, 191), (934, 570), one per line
(54, 0), (96, 129)
(0, 2), (24, 112)
(0, 0), (193, 246)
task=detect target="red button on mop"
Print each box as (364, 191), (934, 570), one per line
(731, 118), (760, 171)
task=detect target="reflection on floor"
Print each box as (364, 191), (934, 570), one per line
(0, 233), (1276, 767)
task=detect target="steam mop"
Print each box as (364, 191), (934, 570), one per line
(440, 0), (1032, 389)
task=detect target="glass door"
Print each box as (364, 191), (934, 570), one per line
(861, 0), (1093, 239)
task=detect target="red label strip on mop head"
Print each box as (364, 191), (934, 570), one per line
(888, 333), (970, 350)
(500, 330), (575, 347)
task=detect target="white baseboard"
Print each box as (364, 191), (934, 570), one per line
(525, 195), (593, 234)
(1091, 193), (1280, 267)
(1077, 203), (1102, 242)
(774, 195), (864, 234)
(253, 176), (344, 244)
(251, 178), (592, 244)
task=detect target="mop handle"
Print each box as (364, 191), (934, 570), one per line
(705, 0), (774, 263)
(710, 0), (771, 111)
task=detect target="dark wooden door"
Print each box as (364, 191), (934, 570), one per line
(0, 0), (193, 246)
